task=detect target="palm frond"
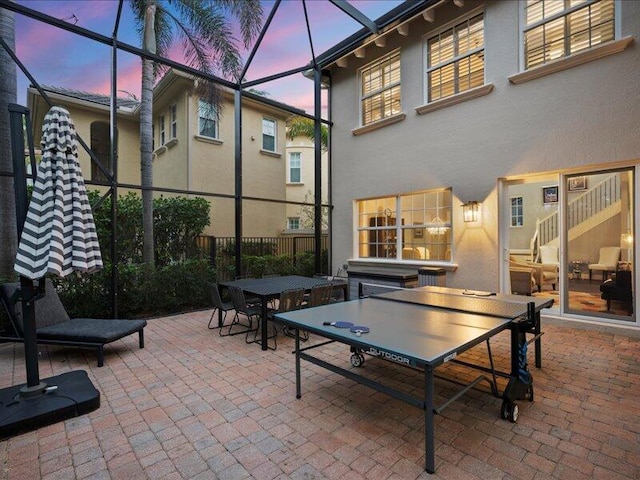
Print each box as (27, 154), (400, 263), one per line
(287, 116), (328, 150)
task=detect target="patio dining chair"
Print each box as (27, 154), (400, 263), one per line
(223, 286), (261, 338)
(251, 288), (304, 350)
(304, 283), (333, 308)
(234, 276), (261, 305)
(208, 283), (234, 331)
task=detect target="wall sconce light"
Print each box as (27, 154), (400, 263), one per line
(462, 201), (480, 223)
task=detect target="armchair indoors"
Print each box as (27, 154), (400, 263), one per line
(510, 265), (536, 296)
(600, 266), (633, 314)
(589, 247), (621, 282)
(509, 254), (557, 293)
(537, 245), (559, 291)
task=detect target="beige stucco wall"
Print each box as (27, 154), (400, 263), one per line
(285, 135), (328, 229)
(28, 91), (140, 187)
(328, 0), (640, 292)
(152, 84), (290, 238)
(28, 77), (292, 239)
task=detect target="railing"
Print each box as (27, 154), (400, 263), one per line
(196, 235), (329, 281)
(535, 174), (621, 248)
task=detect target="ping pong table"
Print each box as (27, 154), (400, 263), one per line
(274, 287), (553, 474)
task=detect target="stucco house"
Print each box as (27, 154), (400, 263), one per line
(27, 69), (300, 238)
(319, 0), (638, 325)
(283, 134), (329, 234)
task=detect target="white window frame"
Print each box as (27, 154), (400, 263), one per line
(288, 152), (302, 184)
(520, 0), (617, 71)
(511, 196), (524, 227)
(287, 217), (300, 230)
(198, 99), (219, 139)
(359, 49), (402, 127)
(170, 104), (177, 139)
(425, 11), (485, 104)
(355, 188), (453, 263)
(262, 117), (277, 152)
(159, 115), (166, 145)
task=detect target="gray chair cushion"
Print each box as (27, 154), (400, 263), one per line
(37, 318), (146, 344)
(0, 279), (70, 335)
(1, 279), (146, 344)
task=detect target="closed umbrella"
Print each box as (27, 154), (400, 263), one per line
(14, 105), (103, 278)
(0, 105), (101, 436)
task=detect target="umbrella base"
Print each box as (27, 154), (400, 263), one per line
(0, 370), (100, 439)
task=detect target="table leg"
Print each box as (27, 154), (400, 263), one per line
(261, 295), (268, 351)
(424, 367), (435, 474)
(218, 287), (224, 329)
(295, 329), (301, 399)
(534, 311), (542, 369)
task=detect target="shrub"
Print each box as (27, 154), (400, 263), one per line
(55, 260), (214, 318)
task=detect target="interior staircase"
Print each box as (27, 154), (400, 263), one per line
(530, 174), (621, 261)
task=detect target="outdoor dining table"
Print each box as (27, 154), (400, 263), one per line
(219, 275), (348, 350)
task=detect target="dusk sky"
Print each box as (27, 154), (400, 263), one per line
(13, 0), (404, 115)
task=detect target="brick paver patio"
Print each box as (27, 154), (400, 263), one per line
(1, 310), (639, 479)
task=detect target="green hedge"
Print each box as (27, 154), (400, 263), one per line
(90, 191), (210, 267)
(54, 260), (215, 319)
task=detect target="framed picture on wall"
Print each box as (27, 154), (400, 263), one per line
(568, 176), (587, 192)
(414, 223), (424, 238)
(542, 185), (558, 204)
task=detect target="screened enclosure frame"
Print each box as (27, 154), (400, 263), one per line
(0, 0), (435, 316)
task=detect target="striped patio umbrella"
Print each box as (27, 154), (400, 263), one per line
(14, 106), (103, 279)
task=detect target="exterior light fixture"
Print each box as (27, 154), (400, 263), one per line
(462, 201), (480, 223)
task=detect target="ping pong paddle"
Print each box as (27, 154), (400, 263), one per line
(323, 321), (354, 328)
(350, 325), (370, 336)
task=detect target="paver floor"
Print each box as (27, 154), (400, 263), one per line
(1, 310), (639, 479)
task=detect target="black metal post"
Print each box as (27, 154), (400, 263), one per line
(234, 90), (243, 277)
(8, 104), (42, 390)
(110, 0), (123, 318)
(313, 67), (322, 274)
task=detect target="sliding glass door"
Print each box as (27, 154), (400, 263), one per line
(504, 167), (635, 322)
(564, 169), (634, 320)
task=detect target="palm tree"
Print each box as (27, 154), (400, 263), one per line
(130, 0), (263, 267)
(0, 5), (17, 280)
(286, 116), (328, 150)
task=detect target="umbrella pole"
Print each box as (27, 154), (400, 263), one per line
(19, 277), (47, 394)
(9, 104), (46, 394)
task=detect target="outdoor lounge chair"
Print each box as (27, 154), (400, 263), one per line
(0, 280), (147, 367)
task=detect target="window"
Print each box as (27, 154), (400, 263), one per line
(427, 13), (484, 102)
(289, 152), (301, 183)
(262, 117), (276, 152)
(511, 196), (524, 227)
(523, 0), (615, 70)
(360, 51), (401, 126)
(159, 115), (165, 145)
(170, 104), (177, 139)
(287, 217), (300, 230)
(356, 189), (452, 261)
(90, 121), (111, 183)
(198, 100), (218, 138)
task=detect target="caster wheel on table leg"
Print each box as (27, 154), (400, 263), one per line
(501, 401), (519, 423)
(509, 403), (519, 423)
(350, 353), (364, 367)
(525, 385), (534, 402)
(501, 400), (509, 420)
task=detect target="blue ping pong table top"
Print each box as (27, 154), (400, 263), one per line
(274, 294), (524, 367)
